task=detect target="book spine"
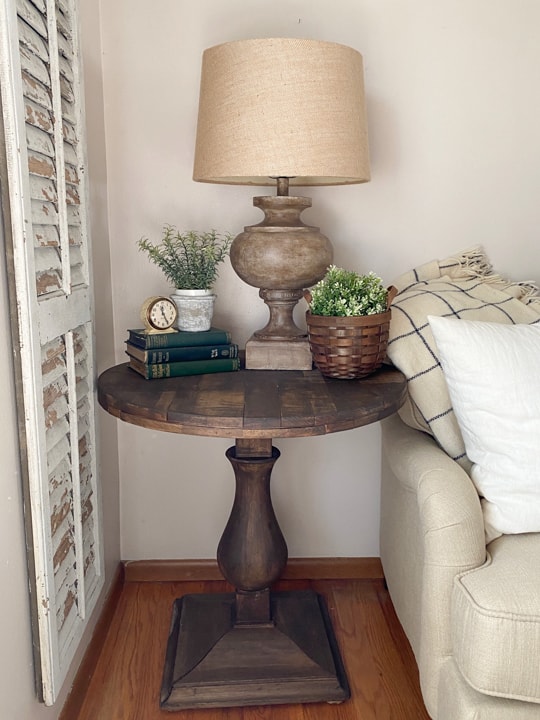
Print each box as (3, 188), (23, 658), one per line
(126, 343), (238, 363)
(128, 328), (232, 349)
(130, 357), (240, 379)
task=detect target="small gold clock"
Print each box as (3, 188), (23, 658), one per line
(140, 296), (178, 333)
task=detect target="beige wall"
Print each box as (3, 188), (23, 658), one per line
(98, 0), (540, 560)
(0, 0), (119, 716)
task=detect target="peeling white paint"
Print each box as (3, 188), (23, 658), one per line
(0, 0), (103, 705)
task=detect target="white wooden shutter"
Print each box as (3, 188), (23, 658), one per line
(0, 0), (104, 705)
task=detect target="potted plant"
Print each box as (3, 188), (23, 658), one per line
(138, 225), (232, 331)
(305, 265), (397, 379)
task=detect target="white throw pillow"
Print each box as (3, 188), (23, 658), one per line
(428, 315), (540, 542)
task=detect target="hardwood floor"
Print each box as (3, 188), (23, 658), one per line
(76, 578), (430, 720)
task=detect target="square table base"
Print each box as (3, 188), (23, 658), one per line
(160, 589), (350, 710)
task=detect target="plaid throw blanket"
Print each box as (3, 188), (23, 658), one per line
(387, 248), (540, 467)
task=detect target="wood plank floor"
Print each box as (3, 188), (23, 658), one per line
(76, 578), (430, 720)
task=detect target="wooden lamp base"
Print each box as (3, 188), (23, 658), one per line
(245, 336), (313, 370)
(230, 189), (333, 370)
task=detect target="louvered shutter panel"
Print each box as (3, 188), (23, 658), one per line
(0, 0), (104, 705)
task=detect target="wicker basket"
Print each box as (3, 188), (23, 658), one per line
(306, 286), (397, 379)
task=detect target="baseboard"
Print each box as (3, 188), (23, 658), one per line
(59, 563), (124, 720)
(123, 557), (383, 583)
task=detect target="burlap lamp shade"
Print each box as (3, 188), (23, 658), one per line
(193, 38), (370, 185)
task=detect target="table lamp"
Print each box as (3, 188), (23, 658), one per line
(193, 38), (370, 369)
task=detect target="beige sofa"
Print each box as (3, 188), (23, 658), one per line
(380, 413), (540, 720)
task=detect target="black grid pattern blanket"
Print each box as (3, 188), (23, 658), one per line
(387, 248), (540, 467)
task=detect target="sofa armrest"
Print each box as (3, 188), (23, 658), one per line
(380, 413), (486, 717)
(382, 413), (485, 565)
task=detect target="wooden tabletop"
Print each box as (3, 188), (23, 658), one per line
(97, 363), (407, 439)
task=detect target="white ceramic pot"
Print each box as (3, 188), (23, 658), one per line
(171, 289), (216, 331)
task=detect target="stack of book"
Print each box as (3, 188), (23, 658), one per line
(125, 327), (240, 379)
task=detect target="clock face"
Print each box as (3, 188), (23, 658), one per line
(141, 296), (178, 331)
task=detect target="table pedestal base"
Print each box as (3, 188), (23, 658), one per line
(160, 589), (350, 710)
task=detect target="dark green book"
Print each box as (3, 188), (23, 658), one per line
(127, 327), (232, 350)
(128, 356), (240, 379)
(125, 341), (238, 364)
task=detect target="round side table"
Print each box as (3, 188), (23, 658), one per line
(98, 363), (406, 710)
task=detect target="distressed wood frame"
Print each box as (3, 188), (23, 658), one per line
(0, 0), (104, 704)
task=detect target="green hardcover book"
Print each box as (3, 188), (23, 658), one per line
(128, 356), (240, 379)
(125, 342), (239, 364)
(127, 327), (232, 350)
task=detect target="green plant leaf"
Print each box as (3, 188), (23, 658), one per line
(309, 265), (387, 316)
(138, 226), (232, 289)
